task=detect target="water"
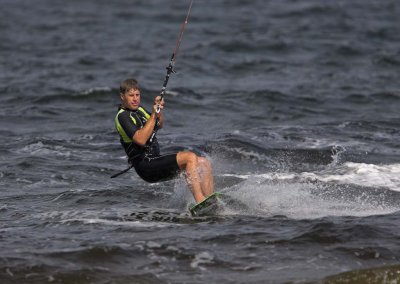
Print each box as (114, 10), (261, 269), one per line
(1, 0), (400, 283)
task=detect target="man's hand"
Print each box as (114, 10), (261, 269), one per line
(133, 96), (164, 146)
(153, 96), (164, 118)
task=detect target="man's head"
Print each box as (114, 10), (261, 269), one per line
(120, 78), (141, 110)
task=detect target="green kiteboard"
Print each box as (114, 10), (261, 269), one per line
(189, 192), (222, 217)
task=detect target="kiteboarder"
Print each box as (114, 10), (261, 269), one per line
(114, 78), (214, 203)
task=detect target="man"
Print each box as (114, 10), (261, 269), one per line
(115, 78), (214, 203)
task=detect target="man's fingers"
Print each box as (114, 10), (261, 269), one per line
(154, 96), (163, 104)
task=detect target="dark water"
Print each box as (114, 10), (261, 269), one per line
(1, 0), (400, 283)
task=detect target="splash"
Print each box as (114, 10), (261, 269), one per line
(301, 162), (400, 192)
(219, 162), (400, 219)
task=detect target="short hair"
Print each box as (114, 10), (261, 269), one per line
(120, 78), (140, 94)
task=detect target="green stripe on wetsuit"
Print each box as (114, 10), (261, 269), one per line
(115, 106), (151, 143)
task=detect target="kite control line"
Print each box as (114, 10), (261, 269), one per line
(149, 0), (194, 144)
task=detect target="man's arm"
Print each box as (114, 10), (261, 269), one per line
(132, 113), (157, 146)
(133, 96), (164, 146)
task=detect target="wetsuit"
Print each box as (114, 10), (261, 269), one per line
(115, 106), (180, 183)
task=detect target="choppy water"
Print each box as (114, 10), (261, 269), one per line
(1, 0), (400, 283)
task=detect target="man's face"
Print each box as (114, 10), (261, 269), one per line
(120, 88), (141, 110)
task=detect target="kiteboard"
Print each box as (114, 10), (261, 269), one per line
(189, 192), (222, 217)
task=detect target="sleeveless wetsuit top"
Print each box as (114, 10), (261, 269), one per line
(115, 106), (160, 162)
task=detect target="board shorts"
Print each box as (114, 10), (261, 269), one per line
(133, 153), (181, 183)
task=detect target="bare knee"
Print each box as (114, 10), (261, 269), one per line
(188, 152), (198, 164)
(177, 151), (198, 170)
(198, 157), (212, 172)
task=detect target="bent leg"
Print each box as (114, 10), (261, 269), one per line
(176, 151), (214, 203)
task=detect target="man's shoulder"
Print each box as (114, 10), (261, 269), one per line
(138, 106), (151, 117)
(116, 106), (150, 119)
(116, 107), (130, 119)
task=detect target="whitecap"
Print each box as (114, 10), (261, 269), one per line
(60, 218), (171, 228)
(190, 251), (214, 270)
(300, 162), (400, 192)
(223, 162), (400, 192)
(220, 163), (400, 219)
(16, 141), (71, 157)
(81, 86), (111, 95)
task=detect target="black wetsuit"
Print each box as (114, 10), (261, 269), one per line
(115, 106), (180, 183)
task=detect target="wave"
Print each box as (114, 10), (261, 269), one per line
(33, 87), (114, 104)
(60, 217), (171, 228)
(209, 136), (400, 218)
(216, 161), (400, 219)
(208, 137), (343, 174)
(221, 162), (400, 192)
(296, 162), (400, 191)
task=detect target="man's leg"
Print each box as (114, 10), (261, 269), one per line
(198, 157), (214, 197)
(176, 151), (214, 203)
